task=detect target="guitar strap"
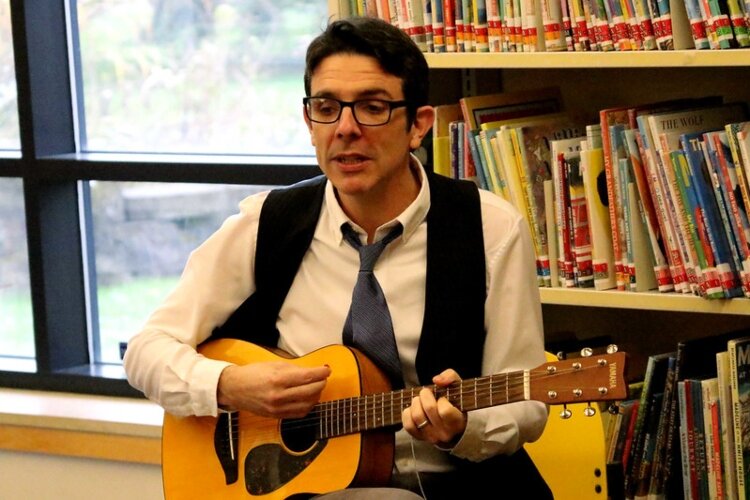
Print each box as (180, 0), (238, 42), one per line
(212, 170), (487, 384)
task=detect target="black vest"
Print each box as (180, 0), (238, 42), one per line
(212, 172), (486, 384)
(211, 172), (551, 496)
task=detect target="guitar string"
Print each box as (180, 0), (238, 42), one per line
(218, 363), (612, 439)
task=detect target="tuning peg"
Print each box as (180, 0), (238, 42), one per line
(606, 344), (619, 354)
(584, 403), (597, 417)
(560, 405), (572, 419)
(556, 351), (566, 361)
(580, 347), (593, 357)
(608, 404), (619, 415)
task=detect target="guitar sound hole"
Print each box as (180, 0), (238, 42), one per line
(280, 417), (318, 453)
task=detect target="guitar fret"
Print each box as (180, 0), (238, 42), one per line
(319, 401), (325, 439)
(357, 392), (363, 432)
(368, 394), (374, 430)
(327, 400), (331, 438)
(474, 378), (478, 409)
(380, 393), (384, 427)
(489, 376), (493, 407)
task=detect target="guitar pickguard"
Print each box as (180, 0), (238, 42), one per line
(245, 440), (328, 495)
(214, 412), (239, 485)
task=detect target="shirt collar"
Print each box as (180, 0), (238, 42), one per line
(324, 153), (431, 245)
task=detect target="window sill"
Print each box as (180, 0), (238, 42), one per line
(0, 388), (163, 464)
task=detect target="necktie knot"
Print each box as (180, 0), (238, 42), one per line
(342, 223), (403, 271)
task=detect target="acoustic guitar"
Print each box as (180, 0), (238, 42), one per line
(162, 339), (628, 499)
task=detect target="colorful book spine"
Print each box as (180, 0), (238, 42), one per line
(682, 132), (744, 298)
(712, 131), (750, 291)
(541, 0), (567, 49)
(559, 0), (576, 49)
(728, 336), (750, 500)
(582, 147), (617, 290)
(423, 0), (435, 51)
(717, 350), (739, 500)
(636, 114), (689, 293)
(567, 144), (595, 287)
(683, 0), (712, 48)
(671, 149), (724, 298)
(473, 0), (491, 50)
(486, 0), (503, 50)
(432, 0), (447, 51)
(462, 0), (475, 51)
(624, 128), (673, 292)
(701, 132), (742, 295)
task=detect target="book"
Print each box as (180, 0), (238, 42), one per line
(671, 149), (725, 299)
(633, 391), (665, 499)
(512, 117), (585, 286)
(701, 377), (723, 500)
(551, 135), (586, 287)
(664, 330), (750, 499)
(645, 355), (677, 498)
(566, 140), (594, 288)
(717, 350), (739, 500)
(703, 130), (750, 295)
(637, 111), (690, 294)
(458, 86), (563, 133)
(647, 102), (749, 294)
(581, 145), (617, 290)
(728, 336), (750, 500)
(624, 128), (672, 293)
(625, 351), (674, 499)
(690, 377), (709, 500)
(712, 130), (750, 295)
(610, 398), (639, 466)
(600, 106), (634, 291)
(677, 379), (700, 499)
(681, 132), (744, 298)
(432, 103), (463, 177)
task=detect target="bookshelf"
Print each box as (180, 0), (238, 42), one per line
(417, 48), (750, 378)
(326, 4), (750, 494)
(425, 50), (750, 68)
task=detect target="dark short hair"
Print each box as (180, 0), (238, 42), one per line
(304, 17), (429, 125)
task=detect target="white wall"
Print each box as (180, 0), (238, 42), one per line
(0, 450), (163, 500)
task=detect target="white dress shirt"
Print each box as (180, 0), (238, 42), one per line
(124, 157), (548, 474)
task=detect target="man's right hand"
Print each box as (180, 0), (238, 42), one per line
(217, 362), (331, 418)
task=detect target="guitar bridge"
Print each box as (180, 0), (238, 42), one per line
(213, 411), (239, 485)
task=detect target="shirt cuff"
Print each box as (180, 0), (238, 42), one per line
(189, 358), (235, 417)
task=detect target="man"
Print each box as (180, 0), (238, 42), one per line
(124, 16), (550, 499)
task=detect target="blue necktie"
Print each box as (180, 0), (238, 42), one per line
(341, 223), (404, 389)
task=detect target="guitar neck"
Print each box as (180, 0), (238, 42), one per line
(315, 371), (525, 439)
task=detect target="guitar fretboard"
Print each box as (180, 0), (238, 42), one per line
(315, 371), (528, 439)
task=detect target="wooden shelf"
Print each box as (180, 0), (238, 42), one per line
(425, 49), (750, 69)
(540, 288), (750, 315)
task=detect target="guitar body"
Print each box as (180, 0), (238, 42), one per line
(162, 339), (394, 500)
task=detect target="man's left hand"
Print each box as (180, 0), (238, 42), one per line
(402, 369), (467, 447)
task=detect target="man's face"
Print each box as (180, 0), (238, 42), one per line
(304, 53), (433, 201)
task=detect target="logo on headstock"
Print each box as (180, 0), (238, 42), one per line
(609, 362), (618, 388)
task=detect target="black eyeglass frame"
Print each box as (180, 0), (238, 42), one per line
(302, 97), (410, 126)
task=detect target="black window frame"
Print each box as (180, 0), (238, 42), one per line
(1, 0), (321, 397)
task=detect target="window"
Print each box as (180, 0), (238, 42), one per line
(0, 0), (20, 150)
(0, 1), (327, 396)
(0, 178), (33, 365)
(77, 0), (321, 156)
(90, 181), (270, 363)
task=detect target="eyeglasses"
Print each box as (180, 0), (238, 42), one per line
(303, 97), (409, 126)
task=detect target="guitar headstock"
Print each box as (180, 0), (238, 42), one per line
(529, 350), (628, 406)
